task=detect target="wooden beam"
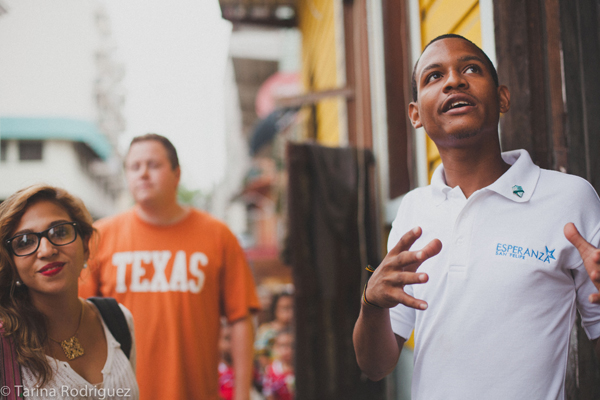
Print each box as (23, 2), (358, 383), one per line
(275, 87), (354, 108)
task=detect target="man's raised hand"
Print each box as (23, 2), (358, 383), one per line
(365, 227), (442, 310)
(564, 222), (600, 304)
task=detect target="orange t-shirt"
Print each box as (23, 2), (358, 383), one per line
(79, 209), (260, 400)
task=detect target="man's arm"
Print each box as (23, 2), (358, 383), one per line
(353, 227), (442, 381)
(353, 303), (406, 381)
(230, 315), (254, 400)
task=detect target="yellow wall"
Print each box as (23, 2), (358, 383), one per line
(298, 0), (341, 145)
(402, 0), (483, 351)
(420, 0), (482, 181)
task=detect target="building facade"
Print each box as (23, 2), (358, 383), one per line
(0, 0), (124, 218)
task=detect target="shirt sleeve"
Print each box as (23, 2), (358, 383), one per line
(387, 194), (417, 340)
(119, 303), (137, 372)
(220, 226), (260, 322)
(389, 284), (416, 340)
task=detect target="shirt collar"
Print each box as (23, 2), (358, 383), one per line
(430, 149), (541, 205)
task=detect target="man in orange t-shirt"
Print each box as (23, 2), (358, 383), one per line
(79, 134), (259, 400)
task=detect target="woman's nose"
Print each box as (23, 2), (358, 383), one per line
(37, 237), (57, 257)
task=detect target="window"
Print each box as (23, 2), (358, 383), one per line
(19, 141), (43, 161)
(0, 140), (6, 162)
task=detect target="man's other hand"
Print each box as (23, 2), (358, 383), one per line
(565, 222), (600, 304)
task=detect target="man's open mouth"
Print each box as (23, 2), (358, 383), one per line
(449, 101), (471, 110)
(442, 95), (475, 112)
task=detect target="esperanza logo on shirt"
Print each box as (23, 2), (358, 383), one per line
(495, 243), (556, 263)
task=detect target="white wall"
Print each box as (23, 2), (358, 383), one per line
(0, 140), (119, 218)
(0, 0), (124, 218)
(0, 0), (103, 120)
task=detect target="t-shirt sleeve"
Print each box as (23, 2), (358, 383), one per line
(220, 227), (260, 322)
(78, 231), (103, 298)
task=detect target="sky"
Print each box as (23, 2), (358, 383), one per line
(104, 0), (233, 191)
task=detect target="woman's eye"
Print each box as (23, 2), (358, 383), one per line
(15, 235), (35, 249)
(52, 226), (68, 238)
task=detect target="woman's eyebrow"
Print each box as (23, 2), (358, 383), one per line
(12, 219), (71, 236)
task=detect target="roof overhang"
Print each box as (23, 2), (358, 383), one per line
(219, 0), (297, 28)
(0, 117), (113, 160)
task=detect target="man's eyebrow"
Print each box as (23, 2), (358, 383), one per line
(419, 63), (442, 78)
(457, 55), (486, 64)
(419, 54), (486, 80)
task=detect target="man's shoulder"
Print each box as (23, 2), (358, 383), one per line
(185, 208), (231, 231)
(537, 168), (600, 201)
(94, 209), (136, 231)
(400, 185), (435, 208)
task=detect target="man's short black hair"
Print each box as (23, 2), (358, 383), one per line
(411, 33), (499, 102)
(128, 133), (180, 170)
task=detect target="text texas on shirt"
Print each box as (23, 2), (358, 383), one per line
(111, 250), (208, 293)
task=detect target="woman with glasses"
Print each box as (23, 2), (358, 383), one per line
(0, 184), (139, 399)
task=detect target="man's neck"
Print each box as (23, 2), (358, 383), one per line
(439, 142), (510, 198)
(134, 201), (189, 226)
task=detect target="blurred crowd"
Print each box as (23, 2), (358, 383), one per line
(219, 288), (295, 400)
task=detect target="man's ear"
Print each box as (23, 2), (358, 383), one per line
(408, 102), (423, 129)
(498, 85), (510, 113)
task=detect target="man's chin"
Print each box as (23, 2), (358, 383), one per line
(451, 131), (479, 140)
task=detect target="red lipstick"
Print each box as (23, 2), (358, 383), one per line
(38, 262), (65, 277)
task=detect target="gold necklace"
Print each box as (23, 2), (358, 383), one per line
(48, 299), (85, 360)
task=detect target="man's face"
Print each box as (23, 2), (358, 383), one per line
(125, 140), (180, 206)
(408, 38), (510, 149)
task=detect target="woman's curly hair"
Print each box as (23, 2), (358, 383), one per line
(0, 184), (95, 386)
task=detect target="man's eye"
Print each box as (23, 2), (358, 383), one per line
(465, 65), (480, 74)
(426, 73), (441, 83)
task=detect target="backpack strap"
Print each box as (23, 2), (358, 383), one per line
(87, 298), (132, 359)
(0, 323), (23, 400)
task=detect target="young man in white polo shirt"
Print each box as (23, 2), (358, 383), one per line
(353, 34), (600, 399)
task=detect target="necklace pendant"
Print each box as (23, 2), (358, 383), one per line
(61, 336), (84, 360)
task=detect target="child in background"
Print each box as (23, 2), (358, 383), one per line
(262, 328), (295, 400)
(255, 292), (294, 370)
(218, 324), (235, 400)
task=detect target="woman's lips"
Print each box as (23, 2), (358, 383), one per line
(38, 262), (65, 277)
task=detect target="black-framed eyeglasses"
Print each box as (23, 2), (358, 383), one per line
(5, 222), (78, 257)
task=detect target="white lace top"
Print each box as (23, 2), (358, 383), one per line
(21, 303), (139, 400)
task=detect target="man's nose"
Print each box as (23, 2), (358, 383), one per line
(443, 70), (468, 92)
(139, 164), (149, 177)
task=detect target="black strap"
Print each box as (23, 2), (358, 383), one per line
(87, 297), (132, 359)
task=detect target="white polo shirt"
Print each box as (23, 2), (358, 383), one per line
(388, 149), (600, 400)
